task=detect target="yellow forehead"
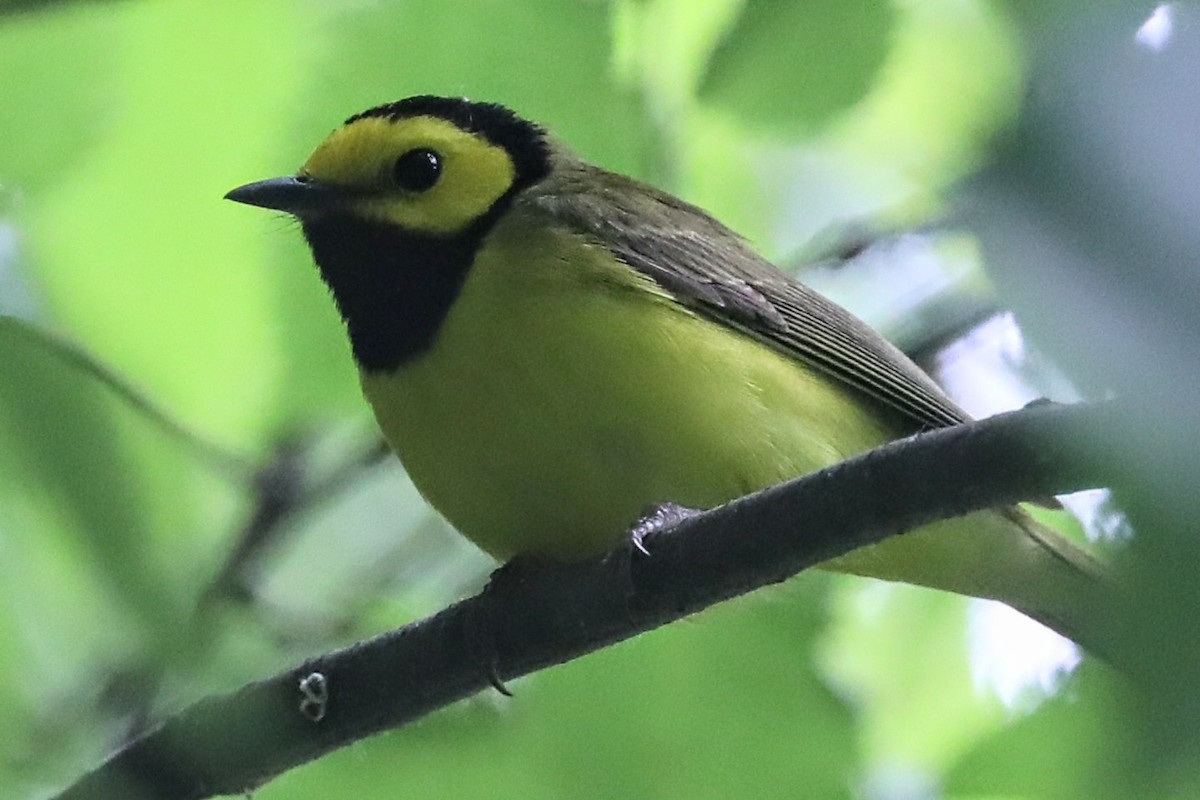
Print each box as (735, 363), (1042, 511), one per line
(302, 115), (516, 234)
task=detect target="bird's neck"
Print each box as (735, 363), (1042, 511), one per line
(301, 216), (482, 372)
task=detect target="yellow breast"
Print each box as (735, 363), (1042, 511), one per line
(359, 210), (897, 560)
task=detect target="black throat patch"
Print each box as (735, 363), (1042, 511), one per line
(302, 215), (491, 373)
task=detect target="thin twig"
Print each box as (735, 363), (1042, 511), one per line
(1, 315), (259, 479)
(203, 435), (391, 605)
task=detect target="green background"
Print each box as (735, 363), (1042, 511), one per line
(3, 2), (1197, 798)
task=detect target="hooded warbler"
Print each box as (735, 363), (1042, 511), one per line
(226, 96), (1106, 648)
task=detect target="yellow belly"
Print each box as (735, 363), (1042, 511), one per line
(360, 217), (898, 560)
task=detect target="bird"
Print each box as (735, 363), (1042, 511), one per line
(226, 95), (1107, 650)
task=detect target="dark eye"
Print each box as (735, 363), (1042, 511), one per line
(392, 148), (442, 191)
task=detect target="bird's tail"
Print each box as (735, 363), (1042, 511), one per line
(823, 506), (1114, 657)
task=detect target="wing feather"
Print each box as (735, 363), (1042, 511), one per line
(525, 161), (969, 433)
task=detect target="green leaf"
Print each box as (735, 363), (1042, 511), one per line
(698, 0), (895, 136)
(0, 3), (121, 195)
(25, 0), (317, 446)
(0, 317), (170, 647)
(942, 667), (1126, 800)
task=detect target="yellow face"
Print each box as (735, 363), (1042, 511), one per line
(301, 115), (518, 234)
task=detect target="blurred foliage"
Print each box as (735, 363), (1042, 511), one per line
(1, 1), (1196, 799)
(698, 0), (895, 135)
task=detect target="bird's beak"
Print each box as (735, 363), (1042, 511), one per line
(224, 175), (349, 215)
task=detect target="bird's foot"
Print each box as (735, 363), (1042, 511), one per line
(628, 502), (701, 556)
(466, 556), (545, 697)
(608, 502), (702, 609)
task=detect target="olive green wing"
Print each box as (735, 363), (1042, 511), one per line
(527, 163), (970, 433)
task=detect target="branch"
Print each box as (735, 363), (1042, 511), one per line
(201, 435), (391, 606)
(0, 316), (257, 479)
(51, 400), (1124, 800)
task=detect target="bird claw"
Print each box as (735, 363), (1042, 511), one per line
(466, 558), (541, 698)
(468, 505), (701, 687)
(629, 502), (700, 555)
